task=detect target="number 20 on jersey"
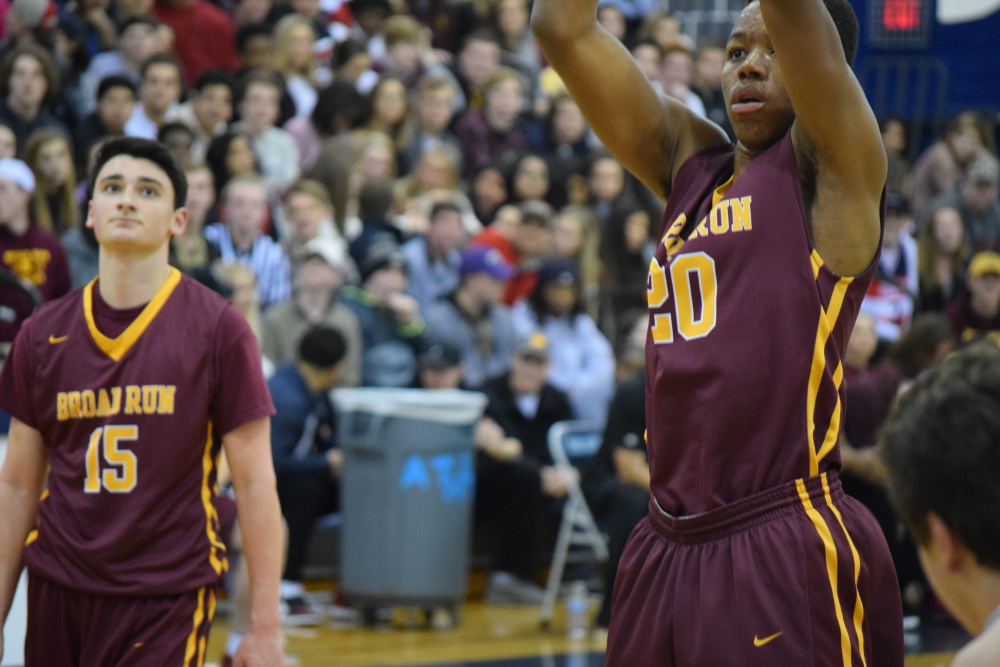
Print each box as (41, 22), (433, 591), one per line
(647, 252), (718, 344)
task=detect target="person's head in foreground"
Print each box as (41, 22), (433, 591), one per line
(879, 340), (1000, 663)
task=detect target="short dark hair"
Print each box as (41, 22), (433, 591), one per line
(193, 69), (235, 95)
(97, 75), (137, 101)
(158, 121), (195, 144)
(357, 178), (396, 220)
(140, 54), (183, 83)
(744, 0), (858, 65)
(236, 22), (272, 54)
(298, 326), (347, 369)
(429, 201), (462, 222)
(311, 79), (365, 137)
(90, 137), (188, 209)
(235, 68), (284, 105)
(119, 15), (160, 35)
(878, 340), (1000, 571)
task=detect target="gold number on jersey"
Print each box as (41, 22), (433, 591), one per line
(83, 425), (138, 494)
(647, 252), (718, 343)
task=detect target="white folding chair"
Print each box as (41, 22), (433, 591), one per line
(539, 420), (609, 629)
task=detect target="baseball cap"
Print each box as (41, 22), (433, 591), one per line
(459, 245), (516, 281)
(515, 331), (550, 361)
(296, 238), (353, 276)
(967, 153), (1000, 186)
(968, 251), (1000, 278)
(420, 341), (462, 370)
(0, 159), (35, 194)
(536, 258), (578, 288)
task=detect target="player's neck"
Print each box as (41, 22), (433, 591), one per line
(97, 253), (174, 309)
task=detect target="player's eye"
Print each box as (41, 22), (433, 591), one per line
(102, 183), (121, 193)
(728, 48), (745, 60)
(141, 187), (159, 197)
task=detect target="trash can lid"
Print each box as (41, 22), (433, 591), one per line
(331, 388), (488, 425)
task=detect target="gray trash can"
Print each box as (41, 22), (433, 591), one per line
(333, 388), (487, 621)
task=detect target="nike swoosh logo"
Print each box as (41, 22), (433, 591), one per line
(48, 335), (69, 344)
(754, 631), (783, 647)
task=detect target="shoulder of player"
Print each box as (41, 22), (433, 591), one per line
(951, 625), (1000, 667)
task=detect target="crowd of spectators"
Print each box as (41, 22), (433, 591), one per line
(1, 0), (1000, 638)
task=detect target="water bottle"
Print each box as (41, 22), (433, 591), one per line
(565, 580), (590, 640)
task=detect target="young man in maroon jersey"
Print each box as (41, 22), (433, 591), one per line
(0, 137), (284, 666)
(533, 0), (903, 664)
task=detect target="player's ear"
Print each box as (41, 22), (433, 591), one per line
(170, 206), (189, 237)
(926, 512), (968, 574)
(85, 202), (95, 229)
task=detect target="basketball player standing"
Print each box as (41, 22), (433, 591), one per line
(0, 137), (284, 666)
(533, 0), (904, 664)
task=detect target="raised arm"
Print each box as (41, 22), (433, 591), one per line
(531, 0), (728, 200)
(761, 0), (886, 276)
(0, 420), (47, 661)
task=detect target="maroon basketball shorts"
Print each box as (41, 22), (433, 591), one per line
(25, 572), (216, 667)
(605, 471), (904, 667)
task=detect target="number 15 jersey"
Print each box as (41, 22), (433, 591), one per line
(646, 132), (881, 517)
(0, 269), (275, 596)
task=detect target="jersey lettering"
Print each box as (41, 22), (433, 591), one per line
(647, 252), (719, 343)
(57, 385), (175, 421)
(84, 424), (139, 494)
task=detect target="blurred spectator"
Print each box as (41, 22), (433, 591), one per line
(660, 46), (705, 117)
(341, 239), (430, 387)
(0, 45), (68, 150)
(424, 244), (520, 389)
(416, 340), (466, 390)
(0, 158), (70, 301)
(525, 94), (593, 209)
(909, 111), (994, 224)
(478, 333), (575, 604)
(124, 54), (183, 139)
(79, 16), (160, 113)
(204, 176), (292, 308)
(24, 128), (78, 236)
(916, 202), (968, 313)
(473, 199), (553, 305)
(595, 4), (626, 43)
(0, 122), (15, 157)
(934, 152), (1000, 253)
(637, 10), (694, 53)
(269, 326), (346, 618)
(692, 40), (732, 139)
(597, 201), (653, 342)
(468, 164), (509, 224)
(233, 69), (300, 197)
(286, 78), (365, 171)
(945, 251), (1000, 345)
(507, 152), (550, 206)
(348, 176), (403, 264)
(586, 153), (629, 221)
(860, 193), (918, 345)
(880, 116), (911, 197)
(398, 75), (462, 176)
(235, 22), (274, 72)
(878, 340), (1000, 664)
(449, 28), (502, 112)
(170, 163), (219, 280)
(455, 66), (527, 179)
(489, 0), (541, 84)
(281, 178), (347, 260)
(170, 69), (233, 164)
(72, 75), (135, 169)
(511, 258), (616, 426)
(153, 0), (239, 88)
(261, 239), (362, 386)
(272, 14), (328, 119)
(395, 150), (480, 236)
(358, 74), (412, 155)
(157, 121), (195, 165)
(205, 130), (261, 194)
(402, 200), (465, 314)
(630, 39), (663, 93)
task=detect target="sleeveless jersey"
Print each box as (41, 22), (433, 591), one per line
(646, 132), (880, 516)
(0, 269), (274, 595)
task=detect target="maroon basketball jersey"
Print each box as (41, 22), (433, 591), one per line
(646, 132), (880, 516)
(0, 268), (274, 595)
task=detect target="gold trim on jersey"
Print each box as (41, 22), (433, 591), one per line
(200, 421), (228, 577)
(822, 475), (869, 667)
(711, 175), (734, 210)
(24, 489), (49, 546)
(182, 586), (215, 667)
(797, 475), (857, 667)
(83, 268), (183, 362)
(806, 276), (852, 477)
